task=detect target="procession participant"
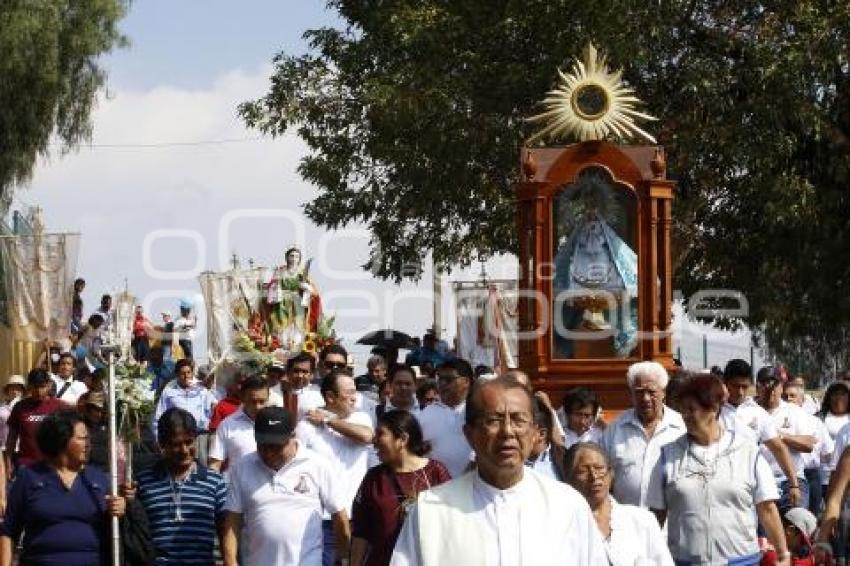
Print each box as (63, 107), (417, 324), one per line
(501, 369), (566, 444)
(526, 396), (566, 481)
(209, 375), (269, 472)
(51, 352), (88, 405)
(817, 439), (850, 565)
(70, 278), (85, 337)
(147, 345), (176, 395)
(174, 301), (196, 360)
(209, 373), (242, 433)
(75, 313), (105, 362)
(80, 391), (123, 474)
(153, 359), (217, 442)
(350, 410), (451, 566)
(222, 406), (349, 566)
(377, 365), (419, 418)
(266, 360), (288, 407)
(356, 355), (388, 402)
(319, 344), (349, 380)
(95, 293), (114, 334)
(415, 380), (438, 409)
(296, 370), (373, 566)
(560, 386), (604, 448)
(647, 373), (790, 566)
(286, 351), (325, 416)
(390, 377), (606, 566)
(0, 376), (26, 452)
(416, 358), (474, 478)
(755, 366), (816, 512)
(134, 408), (226, 565)
(722, 359), (804, 507)
(788, 375), (819, 415)
(599, 361), (685, 508)
(5, 368), (63, 477)
(0, 410), (126, 565)
(132, 305), (152, 363)
(784, 381), (832, 515)
(566, 442), (673, 565)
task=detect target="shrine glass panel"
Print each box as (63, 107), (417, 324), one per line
(551, 167), (638, 359)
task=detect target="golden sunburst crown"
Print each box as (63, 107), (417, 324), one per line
(527, 43), (657, 145)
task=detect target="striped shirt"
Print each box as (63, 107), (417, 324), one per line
(136, 460), (227, 565)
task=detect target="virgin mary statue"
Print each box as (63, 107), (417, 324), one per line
(553, 210), (638, 357)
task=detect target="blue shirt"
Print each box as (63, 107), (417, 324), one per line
(136, 461), (226, 565)
(153, 382), (216, 435)
(1, 463), (109, 565)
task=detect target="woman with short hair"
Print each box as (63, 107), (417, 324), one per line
(647, 373), (791, 565)
(0, 409), (126, 565)
(350, 410), (450, 566)
(566, 442), (673, 565)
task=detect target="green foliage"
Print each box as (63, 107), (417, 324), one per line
(0, 0), (128, 199)
(242, 1), (850, 371)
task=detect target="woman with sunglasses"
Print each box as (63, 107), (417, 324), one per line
(350, 410), (450, 566)
(647, 373), (791, 565)
(566, 442), (673, 565)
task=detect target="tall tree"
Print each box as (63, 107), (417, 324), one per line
(0, 0), (128, 207)
(242, 1), (850, 371)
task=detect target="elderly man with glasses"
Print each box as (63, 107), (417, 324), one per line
(600, 361), (686, 509)
(391, 377), (606, 565)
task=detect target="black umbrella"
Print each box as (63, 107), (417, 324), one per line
(356, 329), (417, 350)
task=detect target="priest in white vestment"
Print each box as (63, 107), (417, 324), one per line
(390, 378), (607, 566)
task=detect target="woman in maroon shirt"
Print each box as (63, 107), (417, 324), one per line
(350, 409), (451, 566)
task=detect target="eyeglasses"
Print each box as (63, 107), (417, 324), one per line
(323, 361), (347, 370)
(479, 413), (532, 433)
(573, 465), (609, 480)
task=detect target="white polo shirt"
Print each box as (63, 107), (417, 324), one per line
(295, 410), (373, 515)
(51, 375), (88, 405)
(563, 426), (604, 449)
(209, 408), (257, 466)
(600, 406), (685, 508)
(225, 445), (345, 566)
(720, 398), (778, 444)
(760, 400), (811, 480)
(417, 401), (473, 478)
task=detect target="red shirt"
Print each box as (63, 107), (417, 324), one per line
(352, 459), (451, 566)
(7, 397), (64, 468)
(208, 397), (240, 431)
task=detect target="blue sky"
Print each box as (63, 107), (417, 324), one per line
(106, 1), (338, 91)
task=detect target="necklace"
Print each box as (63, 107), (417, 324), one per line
(169, 463), (196, 522)
(392, 467), (431, 520)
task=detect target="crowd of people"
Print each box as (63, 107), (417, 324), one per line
(5, 328), (850, 565)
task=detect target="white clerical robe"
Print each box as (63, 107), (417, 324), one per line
(390, 469), (606, 566)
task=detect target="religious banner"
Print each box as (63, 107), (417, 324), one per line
(454, 281), (519, 373)
(0, 229), (80, 344)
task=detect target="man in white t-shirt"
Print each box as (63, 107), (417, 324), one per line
(296, 370), (373, 566)
(222, 406), (348, 566)
(720, 359), (803, 508)
(417, 359), (475, 478)
(755, 365), (816, 513)
(51, 352), (87, 405)
(784, 380), (833, 515)
(209, 375), (270, 472)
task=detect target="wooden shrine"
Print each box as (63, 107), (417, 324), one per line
(516, 45), (675, 411)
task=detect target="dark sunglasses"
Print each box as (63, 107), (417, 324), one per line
(324, 361), (347, 370)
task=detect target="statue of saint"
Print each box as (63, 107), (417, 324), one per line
(554, 210), (638, 357)
(264, 247), (318, 351)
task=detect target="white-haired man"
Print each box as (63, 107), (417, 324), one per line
(600, 361), (685, 508)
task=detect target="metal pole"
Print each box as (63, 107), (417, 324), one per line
(433, 262), (443, 338)
(107, 350), (121, 566)
(702, 334), (708, 369)
(750, 346), (755, 373)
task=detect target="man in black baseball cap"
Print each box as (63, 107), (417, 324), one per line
(221, 406), (350, 566)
